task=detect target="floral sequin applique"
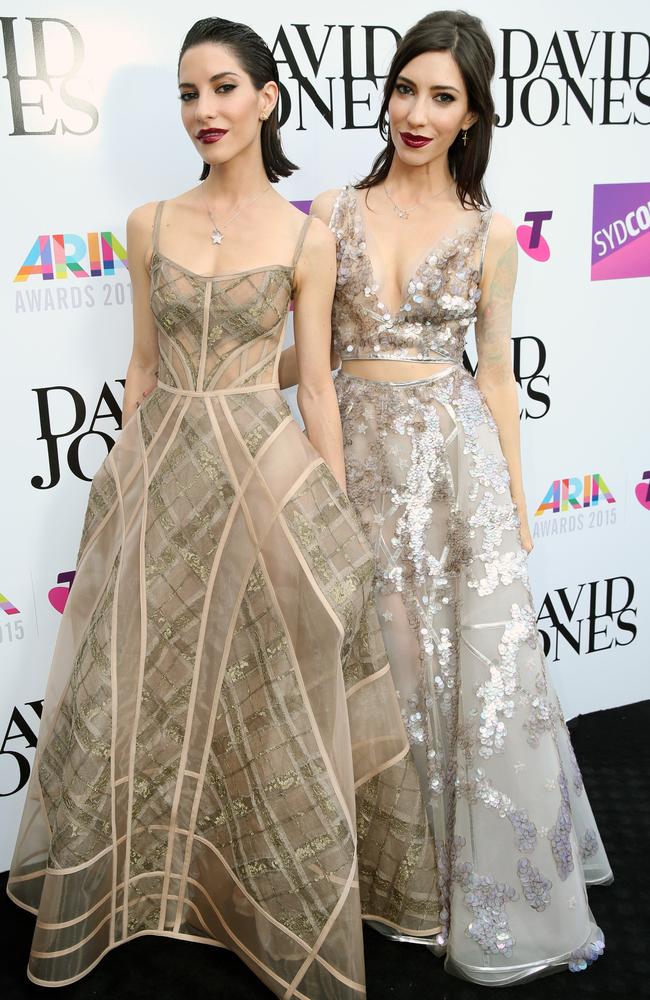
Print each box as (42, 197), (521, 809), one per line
(548, 769), (575, 880)
(469, 771), (538, 852)
(517, 858), (552, 911)
(455, 861), (517, 956)
(476, 604), (537, 759)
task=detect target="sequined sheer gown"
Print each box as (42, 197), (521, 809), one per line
(7, 201), (441, 998)
(330, 186), (612, 986)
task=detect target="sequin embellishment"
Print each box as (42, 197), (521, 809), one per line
(455, 862), (517, 956)
(330, 182), (610, 982)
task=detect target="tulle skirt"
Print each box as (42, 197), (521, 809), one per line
(7, 382), (439, 997)
(336, 365), (613, 985)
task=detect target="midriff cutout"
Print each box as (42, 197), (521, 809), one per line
(341, 358), (455, 382)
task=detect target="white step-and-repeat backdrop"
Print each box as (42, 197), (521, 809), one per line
(1, 0), (648, 870)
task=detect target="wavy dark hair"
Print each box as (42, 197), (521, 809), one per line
(357, 10), (495, 209)
(178, 18), (297, 183)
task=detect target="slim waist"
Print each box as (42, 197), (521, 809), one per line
(157, 381), (280, 397)
(342, 357), (461, 365)
(337, 366), (458, 387)
(340, 349), (462, 365)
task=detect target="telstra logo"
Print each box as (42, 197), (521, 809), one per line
(516, 211), (552, 261)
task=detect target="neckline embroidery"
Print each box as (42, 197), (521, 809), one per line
(347, 187), (489, 322)
(151, 249), (294, 283)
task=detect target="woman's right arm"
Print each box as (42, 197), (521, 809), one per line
(121, 203), (160, 426)
(278, 190), (341, 391)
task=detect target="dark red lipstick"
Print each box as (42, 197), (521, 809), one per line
(197, 128), (228, 144)
(400, 132), (433, 148)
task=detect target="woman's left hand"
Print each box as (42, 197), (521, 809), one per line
(519, 518), (534, 554)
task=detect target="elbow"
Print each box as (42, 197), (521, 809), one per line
(476, 364), (516, 397)
(127, 353), (159, 378)
(297, 380), (333, 406)
(297, 381), (335, 428)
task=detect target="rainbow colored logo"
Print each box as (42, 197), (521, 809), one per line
(592, 183), (650, 281)
(14, 233), (128, 282)
(535, 474), (616, 516)
(0, 591), (20, 615)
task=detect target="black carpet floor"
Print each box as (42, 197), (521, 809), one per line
(2, 699), (648, 1000)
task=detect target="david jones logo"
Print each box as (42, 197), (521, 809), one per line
(3, 20), (648, 140)
(537, 575), (636, 663)
(32, 380), (124, 490)
(0, 700), (43, 797)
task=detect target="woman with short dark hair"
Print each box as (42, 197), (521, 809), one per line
(7, 18), (438, 997)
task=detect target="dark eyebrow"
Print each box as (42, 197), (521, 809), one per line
(396, 74), (460, 94)
(178, 71), (241, 88)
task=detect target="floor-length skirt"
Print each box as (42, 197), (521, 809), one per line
(7, 383), (440, 998)
(336, 365), (613, 986)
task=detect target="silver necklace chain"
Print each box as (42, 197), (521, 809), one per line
(201, 183), (271, 245)
(383, 180), (454, 220)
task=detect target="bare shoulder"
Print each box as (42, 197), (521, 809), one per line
(485, 211), (517, 254)
(310, 187), (343, 226)
(302, 215), (336, 256)
(293, 215), (336, 295)
(275, 196), (335, 254)
(481, 211), (518, 289)
(478, 211), (518, 312)
(127, 200), (159, 237)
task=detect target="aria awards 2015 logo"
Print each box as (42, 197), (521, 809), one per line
(12, 231), (131, 314)
(533, 473), (617, 539)
(0, 590), (24, 646)
(0, 592), (20, 616)
(13, 232), (128, 282)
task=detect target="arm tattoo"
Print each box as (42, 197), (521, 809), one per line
(476, 240), (517, 381)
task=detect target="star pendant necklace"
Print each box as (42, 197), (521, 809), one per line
(201, 183), (271, 245)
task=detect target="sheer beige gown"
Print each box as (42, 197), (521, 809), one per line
(330, 185), (613, 986)
(7, 202), (440, 998)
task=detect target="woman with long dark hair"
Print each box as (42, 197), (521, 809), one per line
(6, 18), (439, 998)
(284, 7), (613, 986)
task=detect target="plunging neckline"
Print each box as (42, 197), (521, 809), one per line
(349, 187), (487, 322)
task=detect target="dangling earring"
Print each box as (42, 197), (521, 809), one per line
(462, 130), (468, 147)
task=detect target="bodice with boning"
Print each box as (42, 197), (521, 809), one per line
(149, 200), (310, 394)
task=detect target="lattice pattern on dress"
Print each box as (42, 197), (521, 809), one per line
(150, 255), (291, 392)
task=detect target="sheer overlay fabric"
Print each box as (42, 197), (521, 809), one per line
(7, 202), (440, 998)
(330, 186), (613, 986)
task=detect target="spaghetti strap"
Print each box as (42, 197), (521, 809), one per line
(327, 186), (349, 232)
(152, 200), (165, 253)
(292, 215), (312, 267)
(478, 208), (493, 281)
